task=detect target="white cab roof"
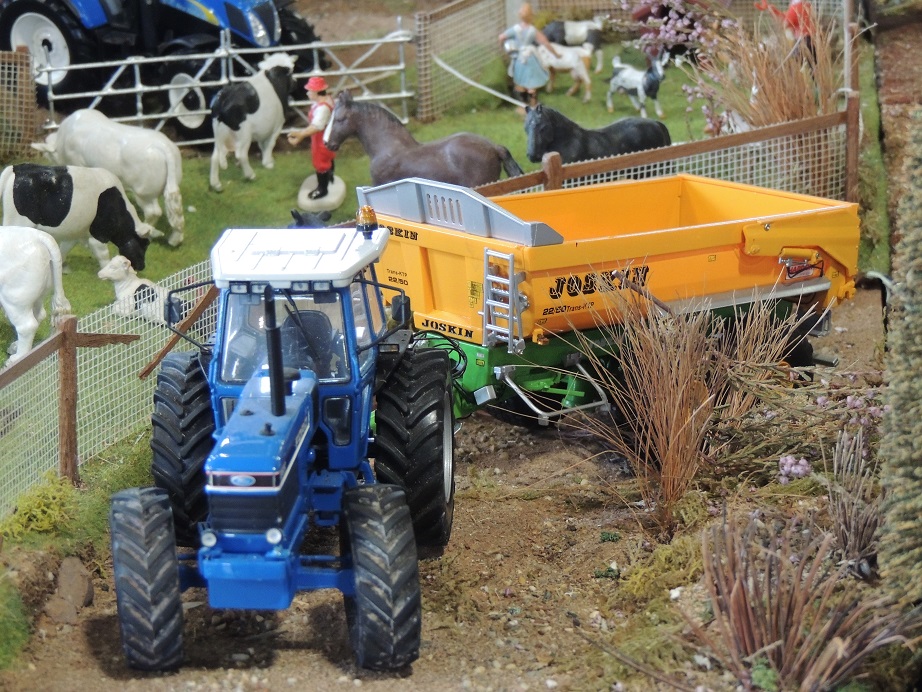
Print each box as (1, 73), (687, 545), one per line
(211, 227), (389, 289)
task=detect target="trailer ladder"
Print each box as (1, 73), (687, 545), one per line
(482, 249), (528, 354)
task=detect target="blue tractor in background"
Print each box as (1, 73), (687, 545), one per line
(0, 0), (325, 129)
(109, 211), (456, 671)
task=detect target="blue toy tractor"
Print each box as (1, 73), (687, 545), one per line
(109, 211), (456, 671)
(0, 0), (325, 117)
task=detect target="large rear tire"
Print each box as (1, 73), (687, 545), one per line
(110, 487), (184, 672)
(0, 0), (96, 105)
(277, 6), (329, 74)
(150, 351), (214, 547)
(374, 348), (455, 550)
(340, 484), (421, 671)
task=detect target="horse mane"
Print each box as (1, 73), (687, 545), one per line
(540, 105), (579, 131)
(349, 98), (404, 129)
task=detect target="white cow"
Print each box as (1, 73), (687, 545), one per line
(209, 53), (296, 192)
(542, 18), (608, 73)
(0, 226), (71, 366)
(97, 255), (181, 324)
(32, 109), (185, 247)
(537, 42), (593, 103)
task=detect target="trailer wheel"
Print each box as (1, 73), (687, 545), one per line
(110, 487), (184, 672)
(0, 0), (96, 105)
(151, 351), (214, 547)
(375, 348), (455, 550)
(783, 322), (815, 368)
(340, 484), (421, 671)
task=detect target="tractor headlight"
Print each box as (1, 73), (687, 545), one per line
(201, 530), (218, 547)
(266, 528), (283, 545)
(246, 10), (272, 47)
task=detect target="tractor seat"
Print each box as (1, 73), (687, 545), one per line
(280, 310), (334, 377)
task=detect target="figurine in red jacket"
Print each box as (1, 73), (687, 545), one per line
(755, 0), (816, 60)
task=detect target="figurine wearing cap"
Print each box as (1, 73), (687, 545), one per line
(287, 75), (337, 199)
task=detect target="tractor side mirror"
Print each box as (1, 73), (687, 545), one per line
(390, 294), (412, 327)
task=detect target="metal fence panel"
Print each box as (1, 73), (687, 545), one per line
(0, 259), (214, 518)
(0, 50), (36, 160)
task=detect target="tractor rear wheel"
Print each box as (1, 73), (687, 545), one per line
(0, 0), (97, 105)
(110, 487), (184, 672)
(374, 348), (455, 551)
(150, 351), (214, 547)
(340, 484), (421, 671)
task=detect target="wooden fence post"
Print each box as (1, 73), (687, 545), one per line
(845, 91), (860, 203)
(58, 316), (78, 484)
(542, 151), (563, 190)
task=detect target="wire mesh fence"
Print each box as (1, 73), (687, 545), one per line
(415, 0), (853, 121)
(561, 123), (847, 199)
(415, 0), (508, 121)
(0, 50), (37, 162)
(0, 259), (215, 518)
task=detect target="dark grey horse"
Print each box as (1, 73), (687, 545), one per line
(323, 91), (524, 187)
(524, 104), (671, 164)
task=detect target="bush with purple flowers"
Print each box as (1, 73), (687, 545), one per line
(777, 454), (811, 484)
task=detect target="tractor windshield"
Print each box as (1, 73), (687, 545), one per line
(220, 291), (349, 383)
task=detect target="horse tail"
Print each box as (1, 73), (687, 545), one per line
(499, 147), (524, 178)
(161, 140), (185, 246)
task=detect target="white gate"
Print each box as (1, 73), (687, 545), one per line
(36, 23), (414, 146)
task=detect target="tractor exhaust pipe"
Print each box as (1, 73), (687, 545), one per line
(263, 286), (286, 416)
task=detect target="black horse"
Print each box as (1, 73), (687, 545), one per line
(524, 104), (671, 164)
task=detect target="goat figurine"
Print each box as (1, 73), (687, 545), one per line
(97, 255), (183, 324)
(605, 54), (665, 118)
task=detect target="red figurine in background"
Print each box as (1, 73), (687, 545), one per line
(287, 75), (336, 200)
(755, 0), (816, 60)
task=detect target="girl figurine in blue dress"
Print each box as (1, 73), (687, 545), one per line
(499, 3), (560, 110)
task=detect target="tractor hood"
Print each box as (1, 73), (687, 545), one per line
(206, 372), (317, 480)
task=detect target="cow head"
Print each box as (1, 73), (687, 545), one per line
(30, 132), (61, 163)
(118, 236), (150, 272)
(97, 255), (136, 282)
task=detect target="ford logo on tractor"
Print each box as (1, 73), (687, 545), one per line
(230, 475), (257, 487)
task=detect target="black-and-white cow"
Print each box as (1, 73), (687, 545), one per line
(209, 53), (296, 192)
(0, 163), (155, 271)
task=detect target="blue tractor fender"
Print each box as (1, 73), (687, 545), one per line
(58, 0), (108, 29)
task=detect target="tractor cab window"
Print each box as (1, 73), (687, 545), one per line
(220, 291), (350, 383)
(351, 273), (387, 374)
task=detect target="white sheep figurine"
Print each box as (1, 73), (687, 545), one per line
(97, 255), (183, 324)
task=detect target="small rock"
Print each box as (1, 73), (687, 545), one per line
(57, 556), (93, 608)
(44, 595), (78, 625)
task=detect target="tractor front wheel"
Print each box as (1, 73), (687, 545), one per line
(340, 484), (421, 671)
(110, 487), (184, 671)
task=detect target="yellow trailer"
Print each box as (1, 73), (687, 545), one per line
(357, 175), (859, 424)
